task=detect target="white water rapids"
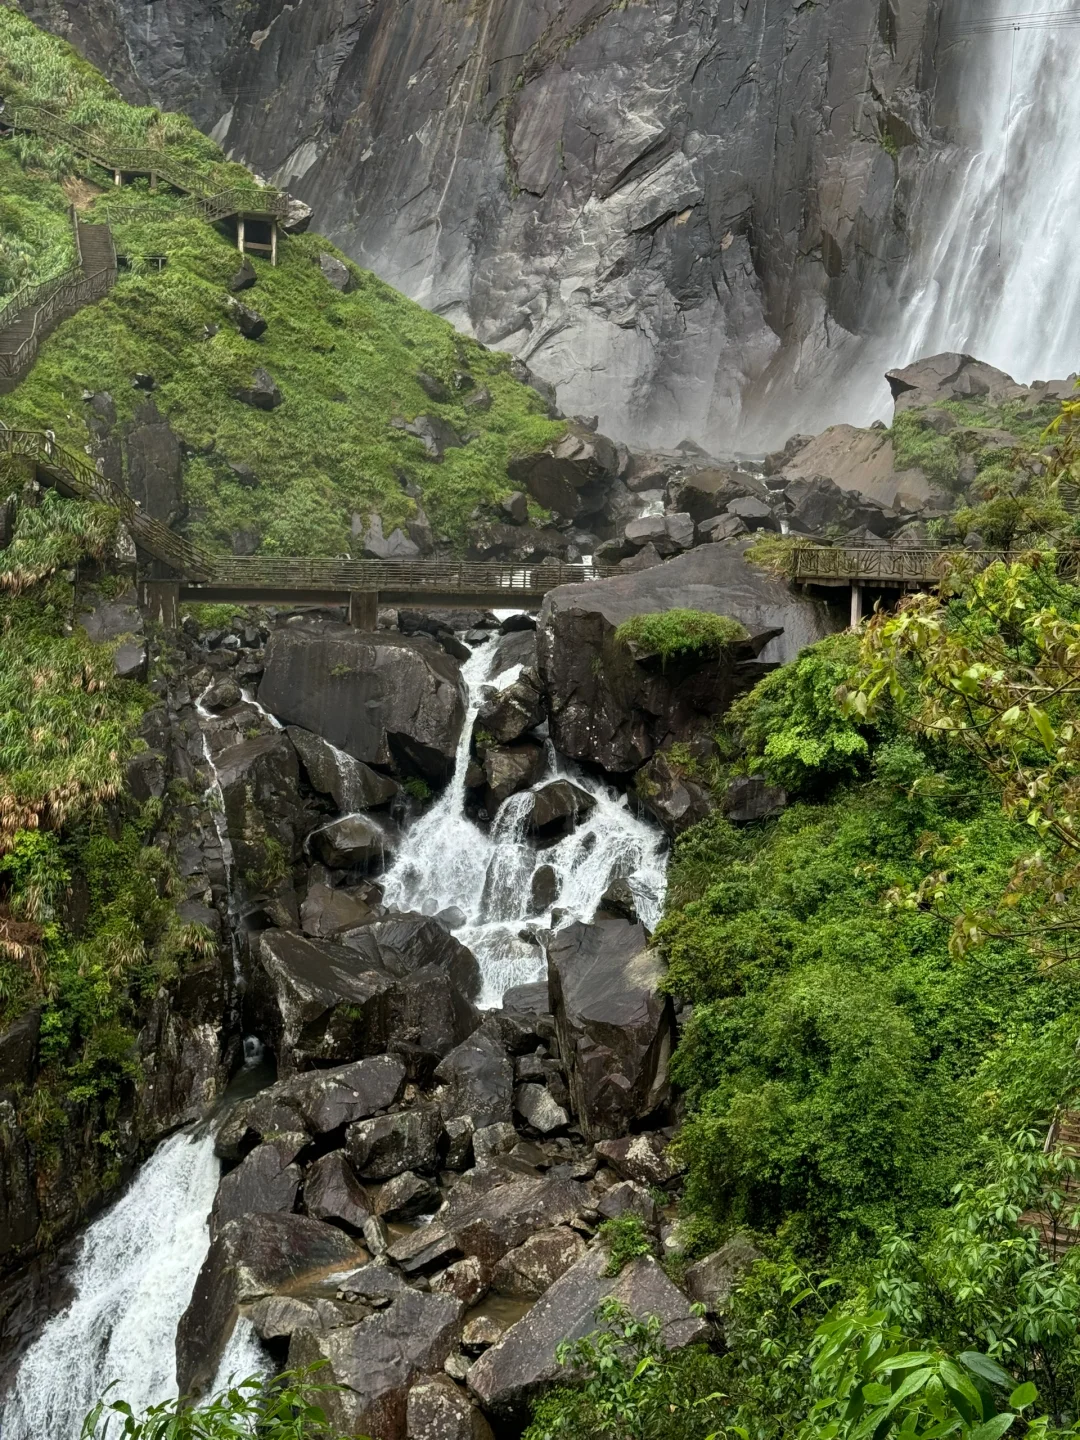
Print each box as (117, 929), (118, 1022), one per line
(2, 625), (667, 1434)
(380, 642), (668, 1008)
(1, 1129), (266, 1440)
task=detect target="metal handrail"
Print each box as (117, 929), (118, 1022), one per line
(193, 556), (616, 592)
(0, 427), (213, 579)
(9, 104), (290, 220)
(788, 545), (1080, 583)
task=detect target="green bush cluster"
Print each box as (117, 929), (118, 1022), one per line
(615, 609), (748, 662)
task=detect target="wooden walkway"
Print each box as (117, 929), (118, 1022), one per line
(6, 105), (289, 227)
(0, 212), (116, 393)
(788, 544), (1080, 585)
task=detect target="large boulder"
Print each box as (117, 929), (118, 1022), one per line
(475, 672), (546, 745)
(547, 919), (674, 1140)
(304, 1150), (373, 1232)
(537, 546), (841, 773)
(407, 1376), (493, 1440)
(684, 1235), (763, 1315)
(289, 1290), (463, 1440)
(342, 916), (482, 1005)
(176, 1212), (358, 1395)
(250, 930), (480, 1075)
(215, 732), (302, 893)
(434, 1030), (514, 1129)
(124, 398), (182, 526)
(779, 423), (940, 512)
(259, 626), (465, 782)
(631, 751), (715, 836)
(210, 1134), (304, 1235)
(468, 1250), (706, 1423)
(885, 353), (1027, 412)
(310, 813), (399, 869)
(76, 586), (146, 680)
(490, 1226), (587, 1299)
(508, 422), (619, 519)
(347, 1103), (444, 1179)
(287, 726), (400, 811)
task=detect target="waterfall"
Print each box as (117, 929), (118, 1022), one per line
(380, 642), (668, 1007)
(0, 1129), (265, 1440)
(890, 0), (1080, 389)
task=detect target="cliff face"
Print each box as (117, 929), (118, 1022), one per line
(19, 0), (944, 449)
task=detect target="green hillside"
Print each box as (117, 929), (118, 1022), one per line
(0, 5), (562, 553)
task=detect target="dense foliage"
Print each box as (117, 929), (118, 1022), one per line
(81, 1368), (343, 1440)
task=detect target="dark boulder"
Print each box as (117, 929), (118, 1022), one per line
(233, 366), (283, 410)
(124, 399), (183, 526)
(416, 371), (452, 402)
(885, 353), (1024, 411)
(405, 414), (462, 460)
(443, 1172), (590, 1267)
(300, 882), (382, 938)
(725, 496), (777, 531)
(215, 732), (302, 893)
(594, 1131), (682, 1187)
(259, 626), (465, 782)
(176, 1212), (358, 1395)
(490, 1226), (586, 1299)
(407, 1375), (493, 1440)
(481, 743), (544, 808)
(508, 422), (618, 519)
(684, 1235), (763, 1315)
(722, 774), (787, 823)
(537, 546), (841, 773)
(548, 920), (674, 1140)
(342, 915), (482, 1005)
(475, 673), (545, 745)
(358, 513), (424, 559)
(226, 297), (267, 339)
(319, 253), (354, 291)
(76, 587), (147, 681)
(524, 779), (595, 834)
(374, 1169), (439, 1219)
(304, 1150), (373, 1232)
(468, 1251), (706, 1423)
(210, 1134), (304, 1236)
(435, 1030), (514, 1129)
(228, 258), (257, 291)
(632, 752), (715, 836)
(669, 467), (750, 522)
(251, 929), (480, 1076)
(289, 1290), (463, 1440)
(346, 1103), (444, 1179)
(287, 726), (401, 811)
(310, 813), (399, 869)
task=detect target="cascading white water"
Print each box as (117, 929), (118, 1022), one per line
(380, 642), (668, 1007)
(890, 1), (1080, 389)
(1, 1129), (265, 1440)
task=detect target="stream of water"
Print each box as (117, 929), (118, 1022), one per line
(2, 628), (667, 1434)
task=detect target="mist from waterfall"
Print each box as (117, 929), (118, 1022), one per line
(380, 641), (668, 1008)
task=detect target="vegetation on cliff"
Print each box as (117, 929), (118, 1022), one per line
(0, 6), (563, 552)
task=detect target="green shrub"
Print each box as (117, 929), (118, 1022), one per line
(598, 1213), (654, 1274)
(614, 609), (748, 663)
(727, 633), (871, 794)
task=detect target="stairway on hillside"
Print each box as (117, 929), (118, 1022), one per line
(76, 220), (115, 276)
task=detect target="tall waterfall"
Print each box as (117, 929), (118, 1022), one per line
(892, 0), (1080, 387)
(381, 643), (668, 1008)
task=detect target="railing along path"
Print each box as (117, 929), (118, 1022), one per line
(8, 104), (289, 222)
(0, 427), (212, 579)
(788, 544), (1080, 584)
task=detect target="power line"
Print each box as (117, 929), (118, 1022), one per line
(948, 9), (1080, 36)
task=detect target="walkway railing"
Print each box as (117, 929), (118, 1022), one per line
(9, 104), (289, 221)
(0, 426), (213, 579)
(788, 545), (1080, 584)
(193, 556), (614, 595)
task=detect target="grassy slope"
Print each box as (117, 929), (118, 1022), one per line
(0, 6), (563, 552)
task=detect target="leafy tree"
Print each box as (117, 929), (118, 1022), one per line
(728, 634), (872, 794)
(844, 556), (1080, 965)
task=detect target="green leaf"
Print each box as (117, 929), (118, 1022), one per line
(959, 1353), (1012, 1389)
(968, 1414), (1016, 1440)
(1009, 1382), (1037, 1409)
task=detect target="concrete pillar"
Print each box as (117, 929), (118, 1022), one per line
(349, 591), (378, 630)
(849, 583), (864, 629)
(270, 220), (278, 268)
(114, 169), (122, 187)
(140, 580), (180, 629)
(237, 217), (246, 256)
(150, 171), (157, 192)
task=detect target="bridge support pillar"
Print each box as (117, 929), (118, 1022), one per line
(849, 583), (864, 629)
(271, 221), (278, 268)
(349, 591), (378, 630)
(237, 216), (246, 256)
(140, 580), (180, 629)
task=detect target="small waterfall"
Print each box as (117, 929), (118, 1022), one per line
(380, 643), (668, 1007)
(0, 1129), (264, 1440)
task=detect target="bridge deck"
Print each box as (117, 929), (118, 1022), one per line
(788, 544), (1080, 585)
